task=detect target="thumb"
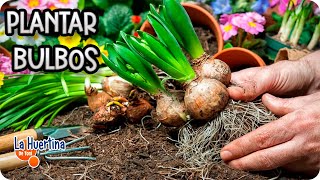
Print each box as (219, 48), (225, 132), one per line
(262, 92), (320, 116)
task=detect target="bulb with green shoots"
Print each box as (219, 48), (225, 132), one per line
(150, 0), (231, 85)
(120, 0), (230, 123)
(102, 42), (189, 127)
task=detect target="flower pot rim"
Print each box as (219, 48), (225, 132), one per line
(213, 47), (266, 67)
(181, 2), (223, 52)
(140, 2), (224, 53)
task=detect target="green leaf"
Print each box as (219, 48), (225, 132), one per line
(94, 35), (113, 46)
(102, 46), (160, 94)
(78, 0), (85, 10)
(163, 0), (204, 58)
(42, 36), (59, 46)
(223, 42), (233, 49)
(271, 12), (283, 23)
(60, 73), (69, 97)
(103, 4), (133, 37)
(299, 30), (312, 45)
(92, 0), (133, 10)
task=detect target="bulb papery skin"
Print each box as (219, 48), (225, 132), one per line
(196, 58), (231, 86)
(102, 76), (133, 97)
(184, 78), (229, 121)
(126, 98), (153, 123)
(155, 92), (189, 127)
(92, 105), (126, 129)
(85, 86), (113, 112)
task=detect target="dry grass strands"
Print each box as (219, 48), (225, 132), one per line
(177, 99), (277, 168)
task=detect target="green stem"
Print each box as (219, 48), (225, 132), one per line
(307, 22), (320, 50)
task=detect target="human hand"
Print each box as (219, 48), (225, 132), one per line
(221, 52), (320, 176)
(227, 57), (320, 101)
(220, 92), (320, 176)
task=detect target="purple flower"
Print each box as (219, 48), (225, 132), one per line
(211, 0), (232, 15)
(0, 54), (31, 75)
(251, 0), (269, 14)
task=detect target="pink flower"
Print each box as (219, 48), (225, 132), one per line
(51, 0), (78, 9)
(220, 22), (238, 41)
(270, 0), (302, 14)
(219, 14), (240, 24)
(242, 20), (264, 35)
(0, 54), (31, 75)
(231, 13), (264, 35)
(231, 14), (246, 28)
(246, 12), (266, 25)
(16, 0), (48, 14)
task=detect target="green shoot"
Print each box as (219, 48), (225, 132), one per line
(0, 68), (114, 131)
(146, 14), (196, 82)
(149, 0), (204, 59)
(289, 3), (312, 46)
(307, 21), (320, 50)
(121, 31), (195, 82)
(102, 43), (165, 95)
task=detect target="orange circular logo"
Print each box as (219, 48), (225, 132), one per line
(28, 156), (40, 168)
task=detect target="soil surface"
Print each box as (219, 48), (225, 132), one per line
(1, 107), (281, 180)
(2, 107), (308, 179)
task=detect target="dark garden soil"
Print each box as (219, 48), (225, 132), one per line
(1, 107), (269, 179)
(195, 27), (218, 55)
(2, 27), (306, 180)
(2, 107), (306, 179)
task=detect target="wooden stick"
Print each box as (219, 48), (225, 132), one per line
(0, 129), (38, 152)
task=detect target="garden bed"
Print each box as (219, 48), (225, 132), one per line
(2, 106), (278, 180)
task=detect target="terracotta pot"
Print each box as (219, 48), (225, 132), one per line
(212, 47), (266, 72)
(140, 3), (224, 53)
(0, 46), (11, 59)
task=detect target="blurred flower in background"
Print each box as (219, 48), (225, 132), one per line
(211, 0), (232, 15)
(0, 54), (31, 75)
(97, 45), (108, 64)
(58, 32), (81, 49)
(52, 0), (79, 9)
(82, 38), (107, 64)
(0, 72), (4, 88)
(251, 0), (269, 14)
(11, 33), (31, 45)
(270, 0), (302, 14)
(12, 0), (78, 13)
(14, 0), (48, 14)
(0, 24), (9, 43)
(29, 32), (46, 46)
(131, 15), (142, 24)
(220, 12), (265, 40)
(220, 22), (238, 40)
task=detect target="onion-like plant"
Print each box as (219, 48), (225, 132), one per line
(0, 68), (113, 131)
(102, 42), (190, 127)
(104, 0), (231, 126)
(279, 0), (315, 48)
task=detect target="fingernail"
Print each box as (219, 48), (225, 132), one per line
(220, 151), (233, 161)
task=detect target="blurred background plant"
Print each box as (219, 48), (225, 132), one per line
(219, 12), (267, 56)
(267, 0), (319, 50)
(180, 0), (270, 15)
